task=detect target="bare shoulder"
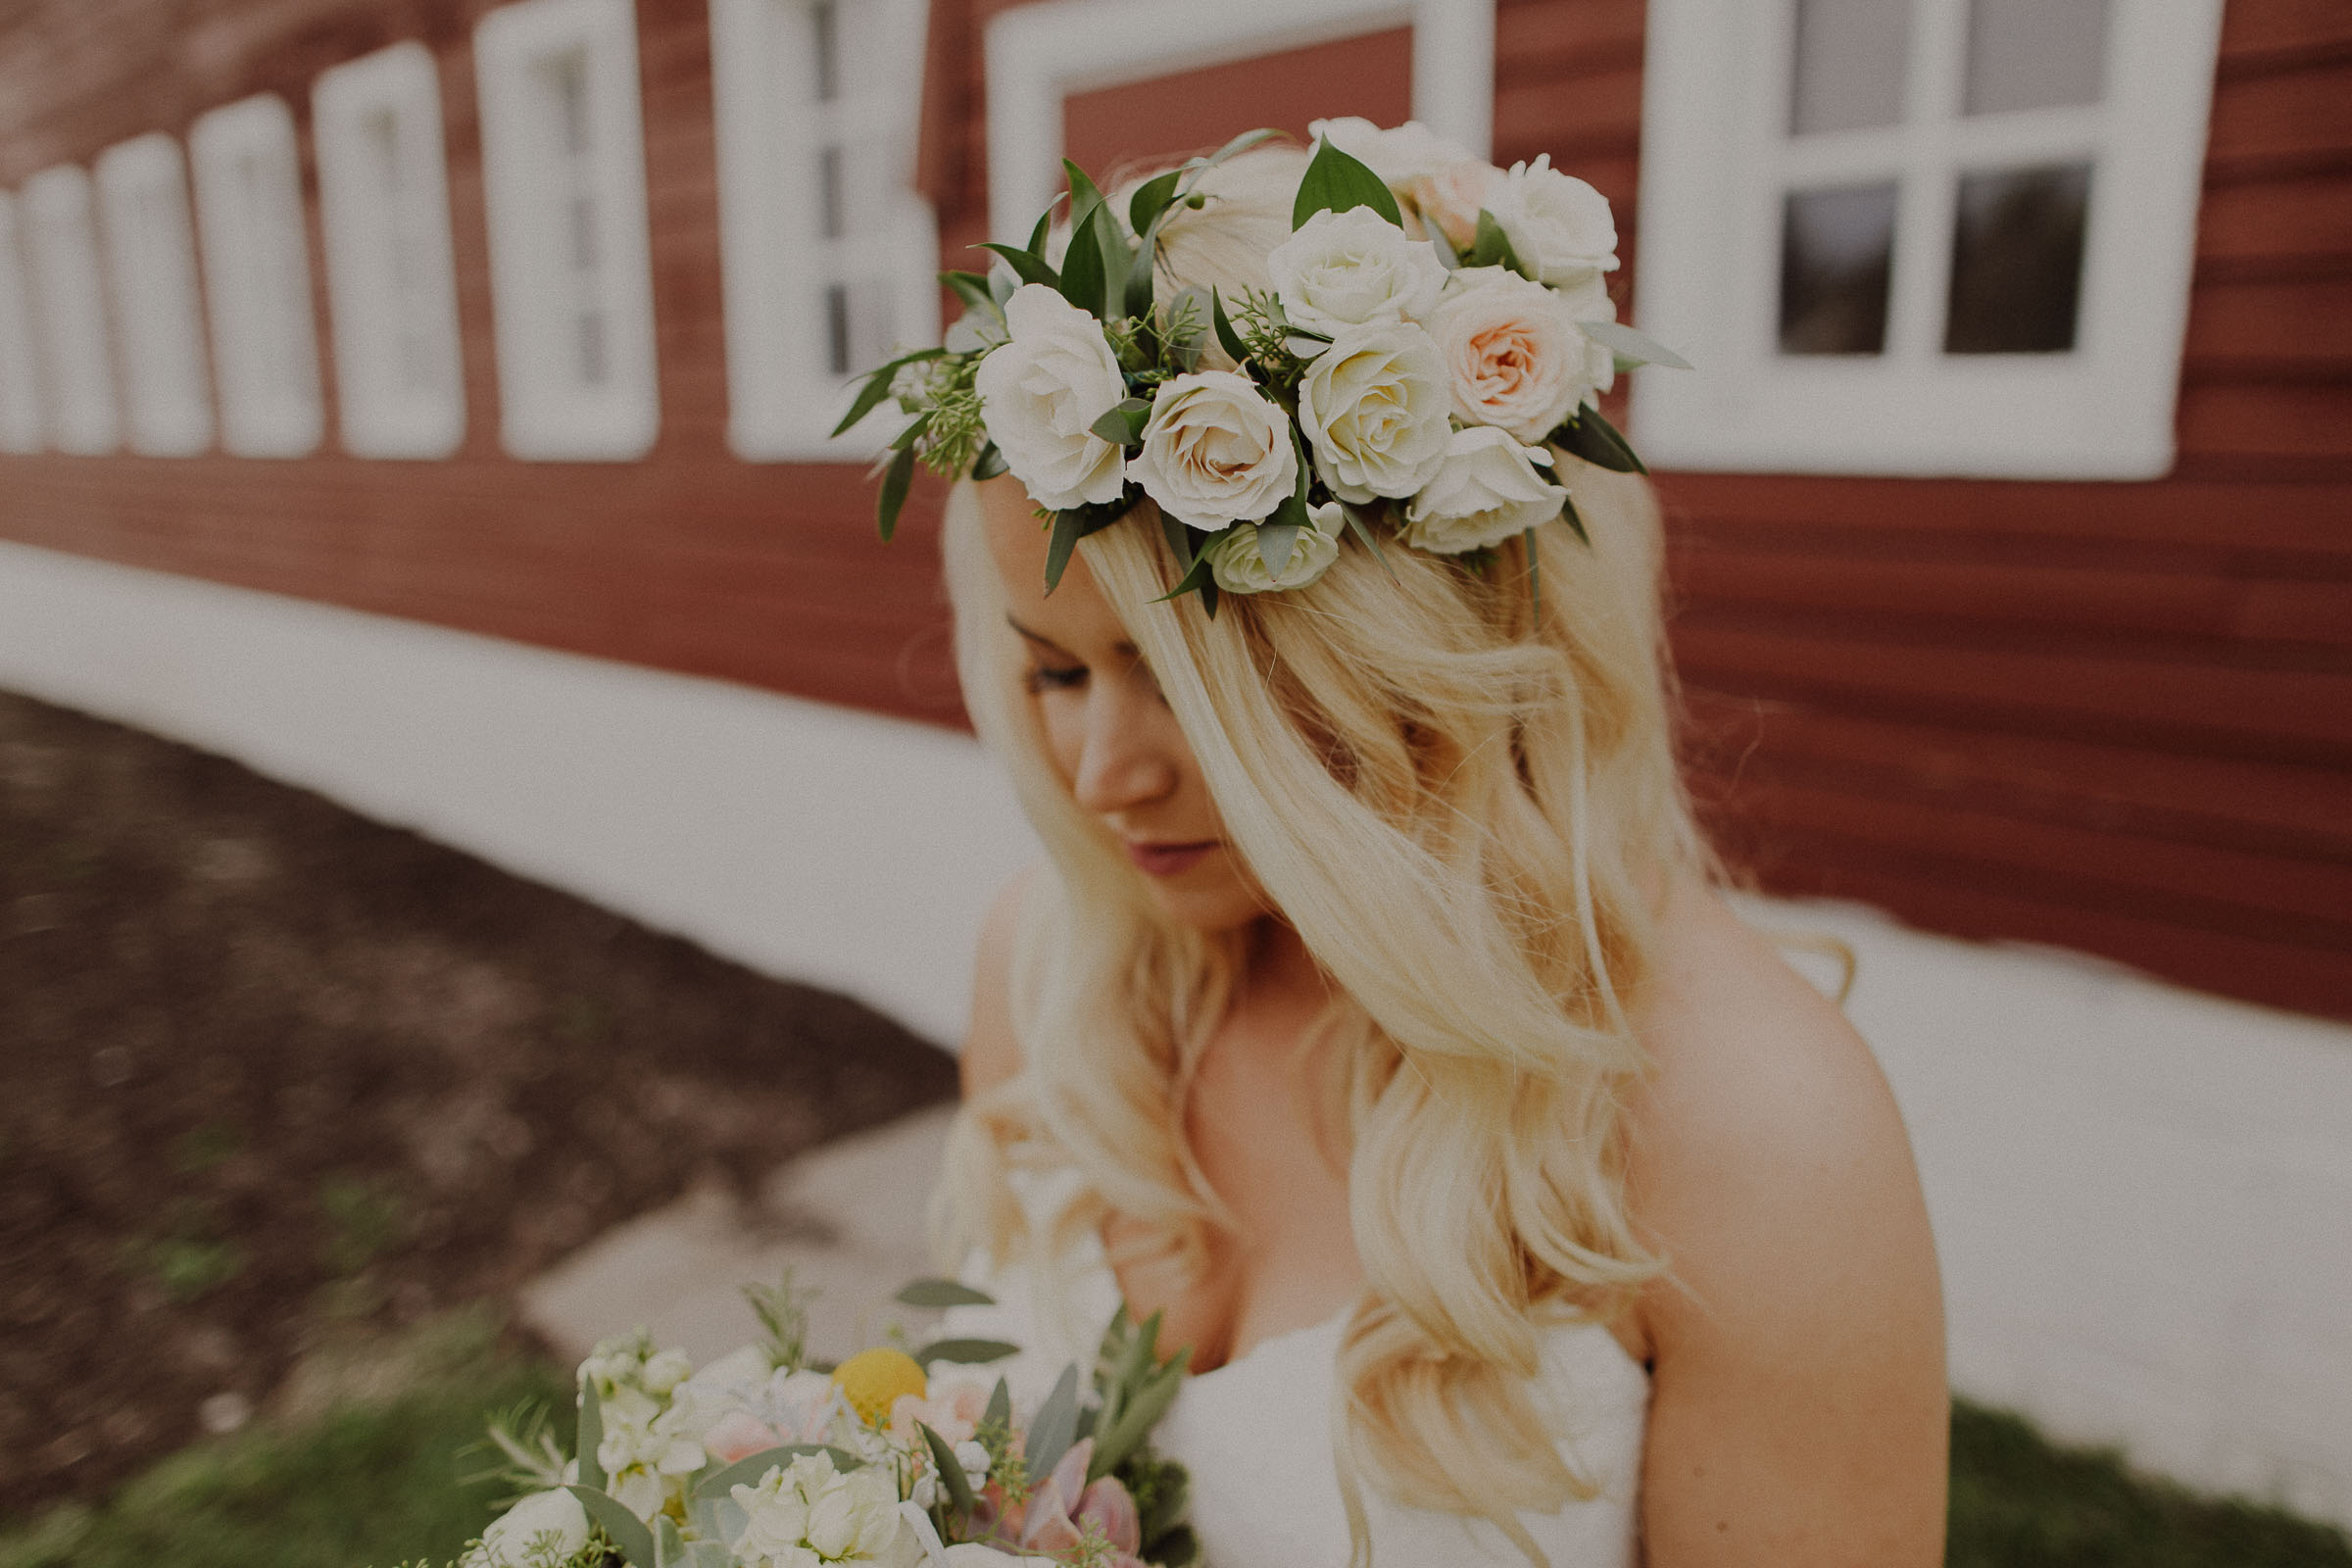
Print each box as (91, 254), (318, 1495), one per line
(1623, 879), (1948, 1565)
(960, 866), (1038, 1101)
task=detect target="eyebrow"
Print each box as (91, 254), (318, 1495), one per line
(1004, 614), (1138, 660)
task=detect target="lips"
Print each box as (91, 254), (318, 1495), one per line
(1124, 839), (1219, 876)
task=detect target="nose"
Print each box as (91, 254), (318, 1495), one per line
(1071, 676), (1178, 817)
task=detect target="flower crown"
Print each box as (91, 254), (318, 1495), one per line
(845, 119), (1687, 612)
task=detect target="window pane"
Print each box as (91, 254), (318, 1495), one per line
(1780, 182), (1897, 355)
(1964, 0), (2105, 117)
(1789, 0), (1912, 136)
(1944, 163), (2089, 354)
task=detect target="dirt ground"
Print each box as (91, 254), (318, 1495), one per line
(0, 689), (959, 1523)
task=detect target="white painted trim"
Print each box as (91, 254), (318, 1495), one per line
(19, 167), (118, 455)
(984, 0), (1494, 245)
(710, 0), (941, 462)
(189, 95), (325, 459)
(475, 0), (662, 460)
(1632, 0), (2223, 478)
(315, 42), (470, 460)
(0, 192), (44, 454)
(93, 134), (215, 457)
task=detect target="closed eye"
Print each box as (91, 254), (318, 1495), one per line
(1023, 663), (1088, 694)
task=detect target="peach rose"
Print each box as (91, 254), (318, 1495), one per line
(1430, 267), (1613, 443)
(1408, 160), (1497, 253)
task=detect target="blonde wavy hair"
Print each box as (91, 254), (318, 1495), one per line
(933, 145), (1706, 1564)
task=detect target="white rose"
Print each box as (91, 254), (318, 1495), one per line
(1402, 426), (1570, 555)
(1485, 154), (1619, 286)
(1297, 322), (1451, 502)
(1209, 501), (1347, 595)
(1131, 370), (1298, 530)
(1308, 116), (1477, 186)
(464, 1490), (589, 1568)
(1268, 207), (1446, 338)
(973, 284), (1129, 512)
(1432, 267), (1613, 442)
(1407, 159), (1498, 253)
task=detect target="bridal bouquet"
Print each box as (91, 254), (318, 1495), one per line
(419, 1280), (1197, 1568)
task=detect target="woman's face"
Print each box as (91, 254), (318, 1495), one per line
(977, 478), (1268, 933)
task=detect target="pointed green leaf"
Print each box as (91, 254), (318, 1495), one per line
(1523, 525), (1542, 618)
(919, 1422), (978, 1520)
(1127, 169), (1185, 237)
(1090, 1349), (1190, 1480)
(1125, 245), (1155, 320)
(694, 1445), (860, 1500)
(1089, 396), (1151, 446)
(1422, 208), (1462, 270)
(940, 270), (998, 316)
(1210, 287), (1250, 366)
(1200, 578), (1220, 618)
(655, 1514), (688, 1568)
(1256, 519), (1300, 576)
(1024, 1363), (1082, 1478)
(984, 1376), (1012, 1434)
(1469, 210), (1531, 277)
(1553, 406), (1646, 474)
(1192, 126), (1281, 179)
(896, 1278), (997, 1309)
(1559, 491), (1590, 547)
(914, 1337), (1021, 1366)
(1063, 159), (1106, 221)
(977, 242), (1058, 290)
(877, 445), (917, 542)
(1045, 510), (1084, 595)
(1159, 510), (1197, 572)
(1293, 136), (1402, 230)
(1026, 198), (1059, 258)
(576, 1378), (607, 1492)
(971, 441), (1008, 481)
(565, 1486), (659, 1567)
(1057, 198), (1107, 316)
(888, 409), (932, 451)
(1152, 536), (1220, 604)
(1580, 318), (1691, 370)
(1340, 501), (1398, 582)
(831, 348), (936, 438)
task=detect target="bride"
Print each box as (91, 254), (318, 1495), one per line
(918, 139), (1947, 1566)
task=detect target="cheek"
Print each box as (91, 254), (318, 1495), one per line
(1034, 694), (1087, 786)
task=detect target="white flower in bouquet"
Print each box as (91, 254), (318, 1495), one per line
(1432, 266), (1614, 443)
(598, 1384), (708, 1521)
(463, 1489), (589, 1568)
(1209, 501), (1347, 595)
(1401, 426), (1572, 556)
(1131, 370), (1298, 530)
(1297, 322), (1451, 502)
(1306, 116), (1476, 186)
(1484, 154), (1620, 286)
(1406, 159), (1498, 253)
(973, 284), (1130, 512)
(732, 1450), (921, 1568)
(1268, 207), (1447, 338)
(674, 1349), (843, 1463)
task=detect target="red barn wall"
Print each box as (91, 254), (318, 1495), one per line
(1, 0), (2347, 1017)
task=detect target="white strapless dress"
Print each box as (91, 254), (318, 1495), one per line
(944, 1189), (1649, 1568)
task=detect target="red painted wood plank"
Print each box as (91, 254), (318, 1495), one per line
(2221, 0), (2352, 62)
(2197, 174), (2352, 273)
(2185, 276), (2352, 367)
(2175, 382), (2352, 461)
(2206, 58), (2352, 171)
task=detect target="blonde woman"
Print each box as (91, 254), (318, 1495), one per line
(926, 140), (1946, 1567)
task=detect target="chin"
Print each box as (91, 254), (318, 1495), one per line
(1142, 865), (1269, 934)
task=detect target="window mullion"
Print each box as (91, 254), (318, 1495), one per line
(1885, 0), (1966, 366)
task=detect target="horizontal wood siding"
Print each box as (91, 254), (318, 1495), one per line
(1, 0), (2346, 1017)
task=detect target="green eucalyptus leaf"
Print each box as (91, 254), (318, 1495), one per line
(877, 445), (917, 542)
(1553, 406), (1646, 474)
(693, 1445), (860, 1500)
(1579, 318), (1692, 370)
(1089, 396), (1151, 446)
(564, 1486), (658, 1567)
(1210, 287), (1250, 366)
(984, 1376), (1012, 1433)
(1257, 518), (1299, 577)
(1024, 1363), (1083, 1478)
(1293, 136), (1403, 230)
(971, 442), (1008, 481)
(896, 1278), (998, 1308)
(1045, 510), (1084, 595)
(915, 1337), (1021, 1366)
(919, 1421), (979, 1520)
(977, 241), (1058, 289)
(1127, 169), (1185, 237)
(576, 1378), (607, 1492)
(655, 1515), (688, 1568)
(1089, 1349), (1190, 1481)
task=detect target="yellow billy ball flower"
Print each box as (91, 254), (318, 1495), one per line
(832, 1348), (926, 1427)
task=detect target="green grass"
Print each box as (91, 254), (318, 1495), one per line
(0, 1315), (568, 1568)
(5, 1361), (2346, 1568)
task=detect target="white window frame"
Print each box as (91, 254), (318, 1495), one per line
(0, 192), (45, 454)
(474, 0), (661, 461)
(20, 167), (118, 454)
(1632, 0), (2225, 480)
(709, 0), (941, 461)
(984, 0), (1494, 247)
(314, 41), (469, 460)
(94, 133), (215, 457)
(190, 94), (325, 458)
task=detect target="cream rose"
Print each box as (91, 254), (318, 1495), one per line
(1485, 154), (1619, 286)
(734, 1452), (920, 1568)
(1307, 116), (1477, 186)
(1267, 207), (1447, 338)
(1297, 322), (1451, 503)
(464, 1491), (590, 1568)
(1407, 159), (1498, 253)
(1208, 501), (1347, 594)
(1432, 267), (1613, 442)
(973, 284), (1129, 512)
(1131, 370), (1298, 529)
(1402, 426), (1570, 555)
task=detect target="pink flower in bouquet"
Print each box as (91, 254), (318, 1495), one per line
(990, 1438), (1144, 1563)
(701, 1407), (787, 1464)
(1409, 160), (1497, 253)
(887, 1377), (991, 1448)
